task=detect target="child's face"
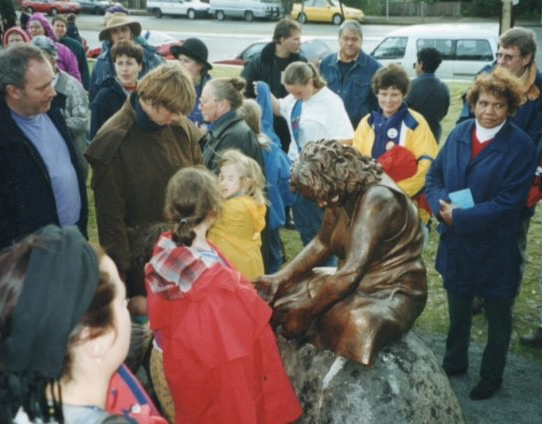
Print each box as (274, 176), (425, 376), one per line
(219, 163), (242, 199)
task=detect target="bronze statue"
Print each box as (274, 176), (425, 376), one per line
(255, 140), (427, 366)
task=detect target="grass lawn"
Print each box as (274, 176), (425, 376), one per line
(87, 66), (542, 364)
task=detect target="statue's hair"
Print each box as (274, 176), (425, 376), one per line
(291, 140), (383, 204)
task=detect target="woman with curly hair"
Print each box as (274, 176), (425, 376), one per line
(255, 140), (427, 367)
(425, 68), (536, 400)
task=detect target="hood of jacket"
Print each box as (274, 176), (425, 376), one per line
(28, 13), (55, 39)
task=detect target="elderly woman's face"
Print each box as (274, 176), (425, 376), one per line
(473, 91), (509, 129)
(7, 33), (25, 46)
(178, 54), (203, 81)
(377, 86), (404, 117)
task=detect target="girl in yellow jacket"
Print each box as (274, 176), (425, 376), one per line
(353, 64), (438, 224)
(208, 149), (267, 279)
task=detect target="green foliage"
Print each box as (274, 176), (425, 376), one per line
(345, 0), (380, 16)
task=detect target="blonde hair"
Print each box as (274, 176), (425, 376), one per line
(282, 61), (326, 89)
(137, 62), (195, 115)
(218, 150), (266, 204)
(240, 99), (271, 149)
(164, 167), (222, 246)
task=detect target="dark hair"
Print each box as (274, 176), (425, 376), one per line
(66, 13), (77, 23)
(466, 67), (522, 117)
(111, 39), (144, 64)
(164, 167), (223, 246)
(208, 77), (246, 110)
(500, 27), (537, 63)
(372, 64), (410, 96)
(51, 15), (67, 26)
(273, 19), (301, 43)
(417, 47), (442, 73)
(0, 44), (47, 93)
(0, 238), (116, 422)
(291, 140), (383, 204)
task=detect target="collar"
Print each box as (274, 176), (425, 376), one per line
(132, 94), (167, 132)
(518, 63), (541, 103)
(334, 49), (366, 66)
(475, 119), (506, 142)
(418, 73), (436, 78)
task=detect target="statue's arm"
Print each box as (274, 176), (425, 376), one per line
(300, 187), (400, 315)
(254, 208), (337, 301)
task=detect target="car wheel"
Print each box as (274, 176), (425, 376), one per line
(332, 13), (343, 25)
(298, 12), (307, 24)
(26, 6), (34, 13)
(94, 6), (101, 14)
(244, 10), (254, 22)
(216, 10), (225, 20)
(49, 7), (58, 15)
(154, 8), (162, 18)
(187, 8), (196, 19)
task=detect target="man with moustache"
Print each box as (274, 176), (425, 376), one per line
(0, 44), (88, 249)
(319, 20), (382, 128)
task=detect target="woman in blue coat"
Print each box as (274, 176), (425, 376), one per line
(425, 69), (536, 400)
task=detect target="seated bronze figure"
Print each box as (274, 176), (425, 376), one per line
(255, 140), (427, 366)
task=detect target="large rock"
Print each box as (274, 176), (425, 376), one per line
(278, 331), (465, 424)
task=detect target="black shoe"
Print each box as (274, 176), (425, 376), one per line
(442, 364), (467, 377)
(285, 218), (295, 230)
(472, 296), (484, 315)
(469, 378), (502, 400)
(520, 327), (542, 348)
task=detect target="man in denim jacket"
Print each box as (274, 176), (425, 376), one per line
(319, 20), (382, 128)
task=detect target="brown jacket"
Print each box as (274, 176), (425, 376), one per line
(85, 94), (204, 295)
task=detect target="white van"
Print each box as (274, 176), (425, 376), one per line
(370, 24), (499, 80)
(146, 0), (210, 19)
(209, 0), (282, 21)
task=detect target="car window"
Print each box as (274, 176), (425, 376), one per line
(455, 39), (494, 61)
(372, 37), (407, 60)
(301, 40), (332, 60)
(416, 38), (454, 60)
(241, 43), (265, 61)
(313, 0), (327, 7)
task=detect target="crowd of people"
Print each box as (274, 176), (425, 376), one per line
(0, 9), (542, 422)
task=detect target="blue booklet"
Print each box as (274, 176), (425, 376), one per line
(449, 188), (475, 208)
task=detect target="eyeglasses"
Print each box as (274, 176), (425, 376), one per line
(496, 52), (521, 62)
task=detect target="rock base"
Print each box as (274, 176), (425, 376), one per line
(278, 331), (465, 424)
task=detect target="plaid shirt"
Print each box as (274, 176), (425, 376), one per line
(145, 233), (214, 300)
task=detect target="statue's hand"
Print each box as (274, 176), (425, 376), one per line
(253, 274), (281, 304)
(282, 306), (312, 338)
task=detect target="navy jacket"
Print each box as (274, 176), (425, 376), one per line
(425, 119), (535, 299)
(457, 64), (542, 146)
(90, 77), (127, 139)
(0, 96), (88, 249)
(319, 50), (381, 128)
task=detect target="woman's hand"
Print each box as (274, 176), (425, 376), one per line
(253, 274), (282, 304)
(439, 199), (458, 226)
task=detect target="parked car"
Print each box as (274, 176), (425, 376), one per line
(209, 0), (282, 22)
(213, 36), (333, 67)
(87, 30), (183, 60)
(291, 0), (364, 25)
(146, 0), (210, 18)
(22, 0), (82, 15)
(370, 23), (498, 80)
(75, 0), (113, 14)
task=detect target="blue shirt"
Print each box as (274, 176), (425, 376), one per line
(11, 110), (81, 226)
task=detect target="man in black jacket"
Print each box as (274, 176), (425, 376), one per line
(0, 44), (88, 249)
(241, 18), (306, 153)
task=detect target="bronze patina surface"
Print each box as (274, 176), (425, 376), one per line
(255, 140), (427, 366)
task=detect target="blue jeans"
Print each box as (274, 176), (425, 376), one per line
(292, 195), (337, 267)
(266, 227), (284, 274)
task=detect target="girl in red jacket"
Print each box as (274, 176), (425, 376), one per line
(145, 167), (302, 424)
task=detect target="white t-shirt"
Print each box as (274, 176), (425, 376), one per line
(279, 86), (354, 161)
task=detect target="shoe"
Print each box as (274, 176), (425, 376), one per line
(285, 218), (295, 230)
(469, 378), (502, 400)
(442, 364), (467, 377)
(520, 327), (542, 348)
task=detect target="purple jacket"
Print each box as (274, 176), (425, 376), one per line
(28, 13), (81, 82)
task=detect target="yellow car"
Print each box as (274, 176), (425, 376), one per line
(292, 0), (364, 25)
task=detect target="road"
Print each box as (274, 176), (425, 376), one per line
(76, 14), (401, 61)
(76, 14), (542, 68)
